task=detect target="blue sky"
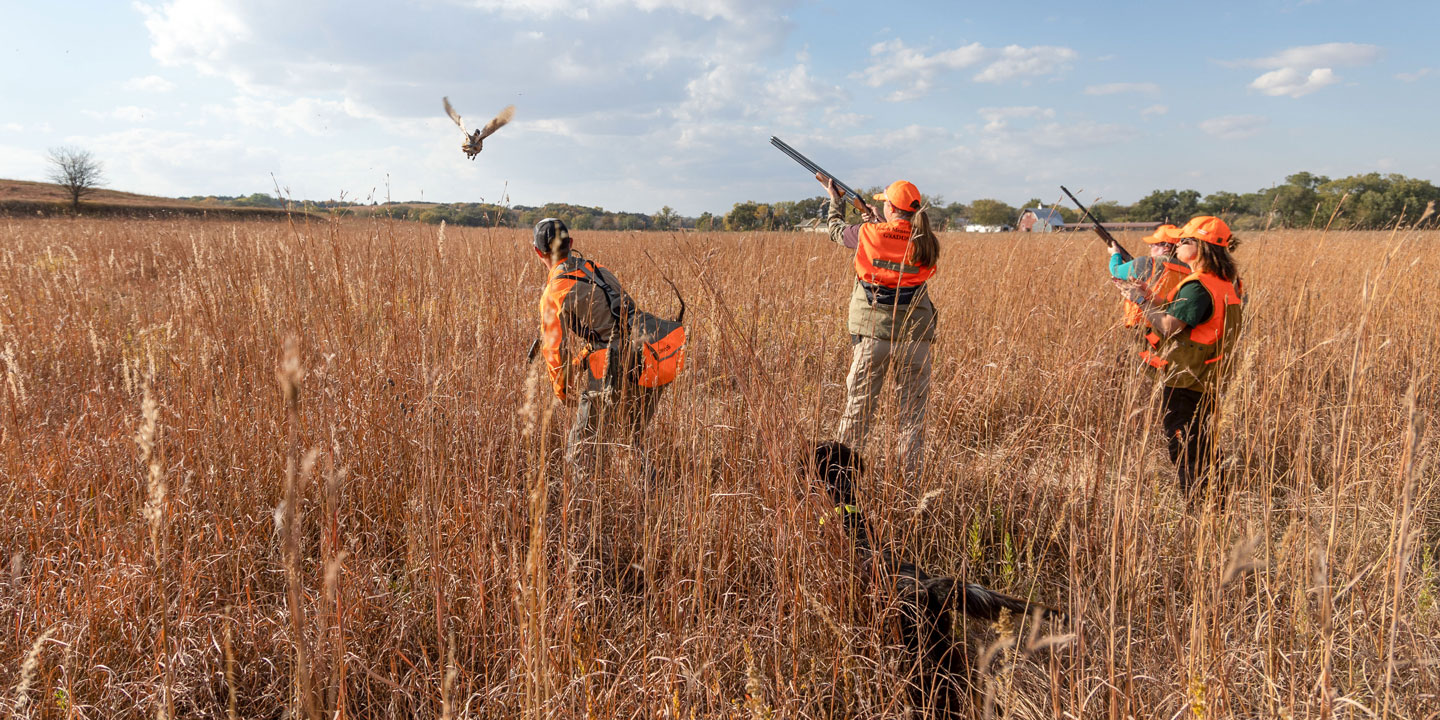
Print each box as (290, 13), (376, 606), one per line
(2, 0), (1435, 215)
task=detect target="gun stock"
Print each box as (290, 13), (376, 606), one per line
(1061, 186), (1133, 263)
(770, 136), (875, 218)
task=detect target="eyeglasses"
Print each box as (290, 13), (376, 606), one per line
(1176, 238), (1198, 246)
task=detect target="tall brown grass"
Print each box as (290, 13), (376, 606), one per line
(0, 214), (1435, 718)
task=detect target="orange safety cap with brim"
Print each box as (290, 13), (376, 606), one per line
(871, 180), (923, 212)
(1177, 216), (1232, 247)
(1143, 224), (1181, 244)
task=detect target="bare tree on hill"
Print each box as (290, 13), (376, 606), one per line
(47, 146), (105, 210)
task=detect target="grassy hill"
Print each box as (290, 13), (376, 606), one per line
(0, 178), (315, 220)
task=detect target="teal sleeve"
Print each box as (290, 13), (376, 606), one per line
(1109, 254), (1137, 279)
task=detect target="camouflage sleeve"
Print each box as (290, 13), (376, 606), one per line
(826, 201), (861, 250)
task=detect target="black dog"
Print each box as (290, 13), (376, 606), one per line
(808, 441), (1063, 716)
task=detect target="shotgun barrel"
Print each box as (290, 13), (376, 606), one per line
(770, 136), (875, 217)
(1061, 185), (1133, 263)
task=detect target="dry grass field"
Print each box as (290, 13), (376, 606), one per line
(0, 214), (1436, 718)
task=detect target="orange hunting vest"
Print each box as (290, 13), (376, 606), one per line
(1141, 272), (1244, 392)
(854, 219), (936, 303)
(1123, 259), (1190, 328)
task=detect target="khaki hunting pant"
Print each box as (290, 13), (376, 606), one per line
(835, 335), (932, 479)
(566, 371), (664, 480)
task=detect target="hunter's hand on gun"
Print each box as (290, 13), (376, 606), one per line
(1112, 278), (1150, 306)
(1061, 185), (1133, 263)
(772, 137), (877, 221)
(816, 173), (877, 222)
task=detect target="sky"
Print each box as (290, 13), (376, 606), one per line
(2, 0), (1436, 216)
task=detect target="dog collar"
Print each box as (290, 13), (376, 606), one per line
(819, 504), (860, 526)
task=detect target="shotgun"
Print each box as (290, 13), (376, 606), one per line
(1061, 185), (1132, 263)
(770, 136), (876, 218)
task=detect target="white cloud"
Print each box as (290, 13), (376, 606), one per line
(62, 127), (280, 196)
(761, 64), (846, 125)
(2, 123), (23, 132)
(1020, 120), (1134, 150)
(122, 75), (176, 93)
(1396, 67), (1433, 82)
(675, 55), (844, 128)
(0, 145), (49, 181)
(1249, 67), (1338, 97)
(1084, 82), (1159, 95)
(896, 111), (1138, 201)
(821, 108), (865, 130)
(857, 40), (988, 101)
(464, 0), (769, 21)
(971, 45), (1075, 83)
(858, 40), (1073, 101)
(976, 106), (1054, 131)
(1200, 114), (1268, 140)
(135, 0), (793, 115)
(83, 106), (154, 123)
(137, 0), (251, 75)
(1140, 104), (1168, 117)
(1244, 42), (1382, 70)
(211, 94), (437, 138)
(1237, 42), (1380, 98)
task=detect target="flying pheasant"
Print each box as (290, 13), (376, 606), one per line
(443, 97), (515, 160)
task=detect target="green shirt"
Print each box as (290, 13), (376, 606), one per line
(1166, 280), (1213, 327)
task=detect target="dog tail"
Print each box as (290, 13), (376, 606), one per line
(958, 582), (1064, 623)
(663, 276), (685, 324)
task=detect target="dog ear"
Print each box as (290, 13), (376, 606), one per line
(811, 442), (858, 507)
(832, 441), (864, 474)
(924, 576), (958, 612)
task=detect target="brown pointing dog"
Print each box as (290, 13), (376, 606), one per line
(806, 441), (1063, 716)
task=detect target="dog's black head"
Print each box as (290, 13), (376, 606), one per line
(810, 441), (863, 508)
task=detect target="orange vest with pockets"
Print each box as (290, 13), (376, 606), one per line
(539, 255), (685, 400)
(539, 257), (626, 400)
(853, 219), (935, 302)
(1123, 259), (1190, 328)
(1141, 272), (1244, 392)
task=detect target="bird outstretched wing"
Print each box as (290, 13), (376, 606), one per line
(442, 96), (467, 135)
(478, 105), (515, 141)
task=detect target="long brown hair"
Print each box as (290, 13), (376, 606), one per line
(896, 208), (940, 267)
(1189, 236), (1240, 282)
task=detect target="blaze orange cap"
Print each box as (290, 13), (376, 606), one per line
(1177, 216), (1232, 247)
(1143, 224), (1181, 244)
(872, 180), (922, 212)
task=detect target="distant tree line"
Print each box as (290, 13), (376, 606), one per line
(387, 202), (671, 231)
(188, 170), (1439, 232)
(723, 172), (1440, 231)
(1055, 172), (1440, 230)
